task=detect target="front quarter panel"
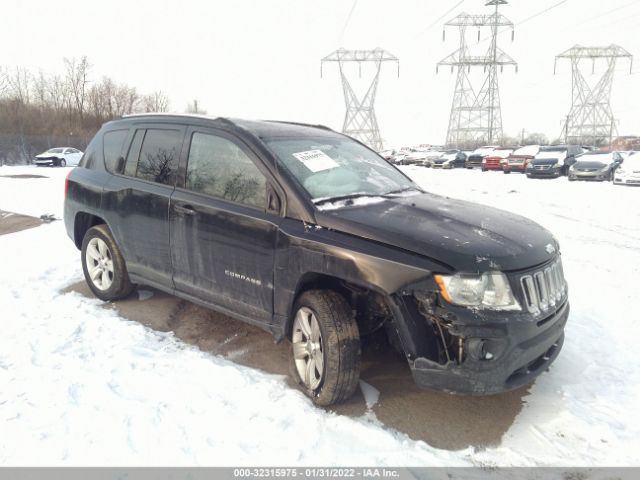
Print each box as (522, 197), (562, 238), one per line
(273, 217), (449, 328)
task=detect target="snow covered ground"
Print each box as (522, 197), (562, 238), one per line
(1, 164), (639, 466)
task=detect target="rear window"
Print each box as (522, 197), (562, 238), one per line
(103, 130), (129, 173)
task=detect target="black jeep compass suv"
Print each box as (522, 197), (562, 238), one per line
(64, 114), (569, 405)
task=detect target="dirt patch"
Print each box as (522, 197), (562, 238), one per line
(0, 174), (47, 179)
(65, 281), (528, 450)
(0, 210), (43, 235)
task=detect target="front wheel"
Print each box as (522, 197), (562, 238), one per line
(81, 225), (134, 301)
(503, 170), (510, 174)
(59, 159), (66, 167)
(289, 290), (361, 406)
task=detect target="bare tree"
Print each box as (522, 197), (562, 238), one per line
(64, 56), (91, 119)
(6, 67), (31, 104)
(141, 90), (170, 112)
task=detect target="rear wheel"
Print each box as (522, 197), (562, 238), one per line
(289, 290), (360, 406)
(81, 225), (134, 301)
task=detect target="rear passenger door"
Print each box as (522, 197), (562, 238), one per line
(102, 124), (186, 289)
(170, 127), (282, 325)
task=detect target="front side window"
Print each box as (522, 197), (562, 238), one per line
(185, 132), (266, 209)
(266, 136), (417, 203)
(135, 129), (182, 185)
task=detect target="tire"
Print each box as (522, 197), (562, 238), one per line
(59, 159), (66, 167)
(503, 170), (510, 174)
(289, 290), (361, 406)
(481, 167), (487, 172)
(81, 224), (134, 301)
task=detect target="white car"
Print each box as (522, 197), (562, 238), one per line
(35, 147), (84, 167)
(614, 152), (640, 186)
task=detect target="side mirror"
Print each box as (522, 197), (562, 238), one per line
(267, 188), (281, 214)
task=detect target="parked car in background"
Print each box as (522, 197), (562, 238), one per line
(482, 147), (514, 172)
(432, 150), (466, 169)
(526, 145), (583, 178)
(568, 151), (623, 182)
(35, 147), (84, 167)
(614, 152), (640, 186)
(466, 146), (498, 169)
(421, 150), (447, 168)
(399, 148), (430, 166)
(502, 145), (540, 174)
(379, 149), (397, 162)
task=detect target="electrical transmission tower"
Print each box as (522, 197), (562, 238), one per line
(555, 45), (633, 146)
(437, 0), (517, 148)
(321, 48), (399, 151)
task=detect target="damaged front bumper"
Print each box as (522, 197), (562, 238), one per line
(410, 301), (568, 394)
(390, 273), (569, 395)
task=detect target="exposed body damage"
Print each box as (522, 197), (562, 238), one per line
(64, 114), (569, 398)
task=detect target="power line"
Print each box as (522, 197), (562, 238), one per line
(516, 0), (569, 27)
(415, 0), (465, 38)
(339, 0), (359, 44)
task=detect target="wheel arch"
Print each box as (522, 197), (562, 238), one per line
(73, 212), (107, 249)
(284, 272), (395, 339)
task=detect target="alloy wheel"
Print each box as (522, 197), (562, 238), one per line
(85, 237), (114, 291)
(292, 307), (324, 390)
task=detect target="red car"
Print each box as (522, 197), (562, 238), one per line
(481, 147), (514, 171)
(502, 145), (541, 174)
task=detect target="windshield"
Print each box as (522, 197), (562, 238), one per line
(540, 146), (567, 153)
(579, 153), (611, 164)
(47, 148), (64, 153)
(472, 147), (496, 156)
(266, 137), (418, 202)
(512, 145), (539, 156)
(491, 149), (513, 158)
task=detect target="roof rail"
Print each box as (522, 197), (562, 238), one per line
(265, 120), (333, 131)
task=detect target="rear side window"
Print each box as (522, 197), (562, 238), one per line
(185, 132), (266, 209)
(124, 130), (145, 177)
(134, 129), (183, 185)
(79, 136), (99, 169)
(103, 130), (129, 173)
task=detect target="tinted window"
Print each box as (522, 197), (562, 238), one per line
(103, 130), (129, 173)
(186, 132), (266, 209)
(79, 136), (99, 168)
(135, 129), (182, 185)
(124, 130), (145, 177)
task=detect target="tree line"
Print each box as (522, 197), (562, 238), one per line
(0, 56), (171, 165)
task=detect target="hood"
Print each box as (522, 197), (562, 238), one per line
(316, 193), (557, 273)
(533, 151), (566, 163)
(36, 152), (63, 159)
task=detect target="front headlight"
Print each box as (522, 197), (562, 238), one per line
(554, 162), (561, 168)
(434, 272), (521, 310)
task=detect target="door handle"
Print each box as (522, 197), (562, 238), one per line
(174, 204), (196, 215)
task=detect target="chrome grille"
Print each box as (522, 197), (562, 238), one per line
(520, 258), (567, 315)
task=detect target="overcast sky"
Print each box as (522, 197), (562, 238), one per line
(2, 0), (639, 147)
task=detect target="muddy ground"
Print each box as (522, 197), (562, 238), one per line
(66, 280), (529, 451)
(0, 210), (43, 235)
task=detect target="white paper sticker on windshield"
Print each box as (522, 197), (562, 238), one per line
(292, 149), (339, 173)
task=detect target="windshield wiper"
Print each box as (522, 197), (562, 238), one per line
(382, 186), (422, 196)
(313, 192), (377, 206)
